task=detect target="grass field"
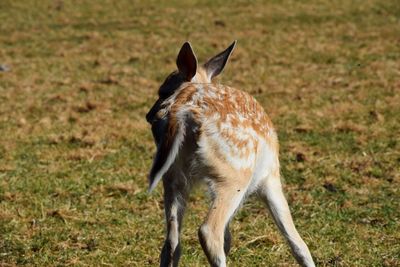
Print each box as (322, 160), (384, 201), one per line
(0, 0), (399, 266)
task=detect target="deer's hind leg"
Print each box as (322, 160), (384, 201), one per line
(257, 171), (315, 267)
(198, 176), (251, 267)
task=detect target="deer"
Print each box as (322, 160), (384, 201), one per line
(145, 41), (315, 267)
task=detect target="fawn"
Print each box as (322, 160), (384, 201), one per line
(146, 41), (315, 267)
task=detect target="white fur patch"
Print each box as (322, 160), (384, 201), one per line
(168, 204), (179, 250)
(249, 140), (277, 193)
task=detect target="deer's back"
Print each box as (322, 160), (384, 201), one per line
(162, 83), (279, 186)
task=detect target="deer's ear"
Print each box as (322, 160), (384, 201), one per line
(176, 42), (198, 81)
(203, 40), (236, 81)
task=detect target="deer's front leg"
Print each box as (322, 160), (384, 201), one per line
(160, 174), (188, 267)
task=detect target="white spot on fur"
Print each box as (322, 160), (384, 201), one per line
(168, 204), (179, 250)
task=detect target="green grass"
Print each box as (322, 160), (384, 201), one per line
(0, 0), (399, 266)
